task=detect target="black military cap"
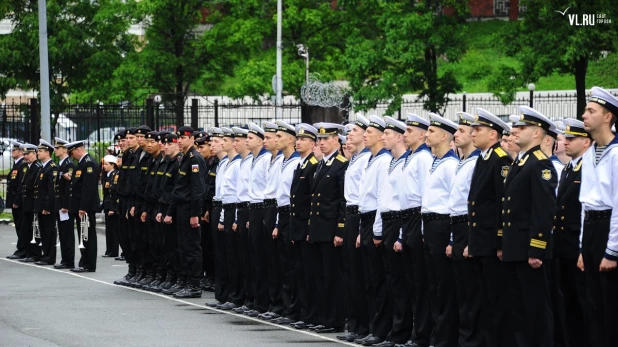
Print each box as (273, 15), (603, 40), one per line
(156, 131), (170, 142)
(135, 125), (151, 135)
(162, 133), (179, 143)
(125, 127), (137, 136)
(177, 126), (195, 137)
(114, 131), (126, 141)
(145, 131), (159, 139)
(195, 136), (208, 146)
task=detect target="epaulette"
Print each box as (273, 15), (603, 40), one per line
(533, 150), (547, 160)
(494, 147), (507, 158)
(50, 162), (57, 167)
(336, 154), (347, 163)
(309, 157), (318, 165)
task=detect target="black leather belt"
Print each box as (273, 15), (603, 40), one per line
(346, 205), (359, 215)
(585, 209), (612, 221)
(250, 202), (265, 210)
(401, 207), (421, 218)
(213, 200), (222, 208)
(450, 214), (468, 224)
(222, 203), (236, 209)
(360, 210), (376, 222)
(277, 205), (290, 213)
(237, 201), (250, 209)
(264, 199), (277, 207)
(422, 213), (450, 222)
(381, 211), (401, 222)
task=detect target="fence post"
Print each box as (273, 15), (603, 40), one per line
(1, 104), (6, 138)
(462, 92), (466, 112)
(528, 83), (535, 108)
(96, 103), (102, 159)
(30, 98), (39, 144)
(191, 99), (198, 130)
(146, 98), (154, 129)
(214, 99), (219, 127)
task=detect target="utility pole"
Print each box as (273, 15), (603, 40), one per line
(38, 0), (51, 141)
(276, 0), (282, 119)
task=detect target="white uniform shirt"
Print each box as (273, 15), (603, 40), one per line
(265, 151), (284, 199)
(551, 155), (565, 189)
(359, 148), (392, 237)
(448, 149), (481, 216)
(276, 152), (301, 224)
(219, 154), (241, 222)
(421, 150), (458, 215)
(237, 153), (253, 203)
(381, 152), (408, 213)
(249, 148), (272, 203)
(344, 148), (370, 207)
(400, 144), (433, 210)
(214, 156), (229, 201)
(579, 137), (618, 258)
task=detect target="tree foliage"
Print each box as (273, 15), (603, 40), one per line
(340, 0), (468, 115)
(490, 0), (618, 117)
(0, 0), (134, 104)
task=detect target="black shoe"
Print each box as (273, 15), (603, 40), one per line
(70, 267), (94, 273)
(217, 302), (238, 311)
(115, 256), (125, 261)
(114, 273), (134, 285)
(34, 261), (52, 266)
(315, 326), (342, 334)
(7, 254), (25, 260)
(361, 335), (384, 346)
(102, 254), (113, 258)
(309, 325), (325, 331)
(243, 309), (259, 317)
(272, 317), (295, 325)
(232, 305), (250, 313)
(174, 288), (202, 298)
(291, 321), (314, 330)
(373, 341), (395, 347)
(54, 263), (72, 269)
(403, 342), (421, 347)
(338, 332), (363, 342)
(206, 300), (225, 308)
(18, 257), (36, 263)
(258, 312), (279, 320)
(162, 282), (185, 295)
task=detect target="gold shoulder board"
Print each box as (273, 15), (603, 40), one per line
(336, 154), (347, 163)
(494, 147), (507, 158)
(533, 150), (547, 160)
(309, 157), (318, 165)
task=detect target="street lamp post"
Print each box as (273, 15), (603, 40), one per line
(297, 44), (309, 85)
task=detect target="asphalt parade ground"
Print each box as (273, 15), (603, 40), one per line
(0, 224), (350, 347)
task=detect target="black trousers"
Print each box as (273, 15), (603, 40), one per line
(224, 207), (244, 306)
(136, 207), (152, 269)
(402, 211), (433, 346)
(201, 216), (215, 280)
(162, 211), (178, 275)
(552, 256), (598, 347)
(314, 239), (344, 329)
(382, 216), (412, 344)
(342, 211), (370, 336)
(20, 212), (40, 259)
(57, 211), (75, 266)
(236, 206), (252, 306)
(176, 203), (202, 286)
(12, 207), (25, 256)
(264, 205), (283, 314)
(423, 218), (458, 347)
(360, 211), (392, 339)
(212, 206), (231, 303)
(75, 212), (97, 271)
(250, 206), (269, 313)
(503, 261), (553, 347)
(38, 212), (57, 264)
(104, 212), (119, 256)
(300, 239), (321, 324)
(118, 201), (136, 265)
(277, 210), (298, 319)
(581, 217), (618, 347)
(127, 204), (139, 266)
(149, 208), (166, 276)
(451, 220), (483, 347)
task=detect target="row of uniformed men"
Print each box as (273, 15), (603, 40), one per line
(6, 138), (100, 273)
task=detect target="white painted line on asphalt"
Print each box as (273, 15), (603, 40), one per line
(0, 258), (356, 346)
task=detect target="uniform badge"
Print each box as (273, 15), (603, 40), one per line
(40, 173), (44, 179)
(105, 182), (110, 188)
(501, 166), (509, 178)
(192, 164), (199, 173)
(87, 167), (93, 173)
(541, 169), (551, 181)
(75, 170), (82, 178)
(52, 171), (58, 177)
(114, 175), (119, 184)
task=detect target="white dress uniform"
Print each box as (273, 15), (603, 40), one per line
(344, 148), (370, 208)
(359, 148), (392, 238)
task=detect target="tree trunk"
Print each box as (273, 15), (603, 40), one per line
(574, 57), (588, 120)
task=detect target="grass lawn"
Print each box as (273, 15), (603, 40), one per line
(0, 211), (13, 222)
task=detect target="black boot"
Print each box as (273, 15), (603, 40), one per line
(126, 268), (142, 286)
(147, 272), (165, 292)
(136, 270), (155, 289)
(159, 272), (174, 290)
(114, 271), (135, 286)
(174, 281), (202, 298)
(162, 277), (185, 295)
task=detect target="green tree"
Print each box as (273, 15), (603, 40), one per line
(0, 0), (134, 104)
(340, 0), (468, 115)
(490, 0), (618, 118)
(211, 0), (348, 100)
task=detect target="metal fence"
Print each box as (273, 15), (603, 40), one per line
(2, 89), (617, 174)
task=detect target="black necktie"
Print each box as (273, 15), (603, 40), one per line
(564, 162), (573, 179)
(316, 159), (325, 175)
